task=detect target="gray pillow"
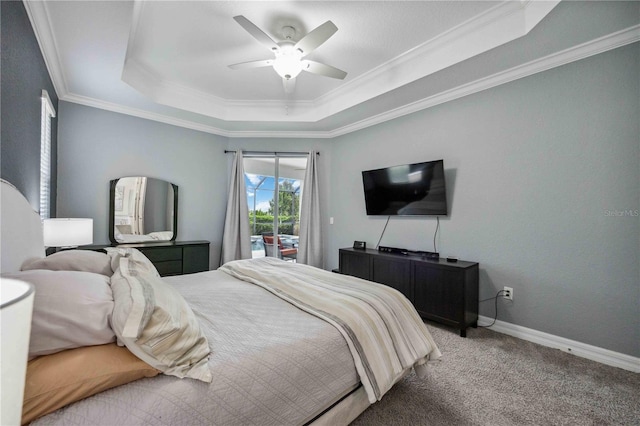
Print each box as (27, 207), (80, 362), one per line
(21, 250), (113, 276)
(2, 269), (116, 359)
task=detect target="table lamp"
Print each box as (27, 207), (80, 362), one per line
(43, 218), (93, 248)
(1, 278), (35, 425)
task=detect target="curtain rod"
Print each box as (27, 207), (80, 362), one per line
(224, 150), (319, 157)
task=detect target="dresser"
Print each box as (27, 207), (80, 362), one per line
(339, 247), (479, 337)
(83, 241), (210, 277)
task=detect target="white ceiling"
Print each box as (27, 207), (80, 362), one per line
(24, 1), (639, 138)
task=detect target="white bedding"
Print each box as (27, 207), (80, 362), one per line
(32, 270), (360, 425)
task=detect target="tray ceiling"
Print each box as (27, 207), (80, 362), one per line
(26, 1), (635, 137)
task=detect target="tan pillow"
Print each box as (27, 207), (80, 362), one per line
(22, 343), (160, 424)
(21, 250), (113, 276)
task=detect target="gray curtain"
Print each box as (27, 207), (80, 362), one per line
(297, 151), (323, 268)
(221, 151), (252, 265)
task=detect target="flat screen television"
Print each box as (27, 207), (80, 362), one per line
(362, 159), (448, 216)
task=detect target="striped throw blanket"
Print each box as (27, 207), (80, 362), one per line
(219, 257), (442, 403)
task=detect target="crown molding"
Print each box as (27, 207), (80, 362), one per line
(326, 24), (640, 138)
(314, 0), (560, 120)
(61, 93), (233, 137)
(23, 0), (69, 98)
(62, 92), (334, 139)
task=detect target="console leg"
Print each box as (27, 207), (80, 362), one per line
(459, 329), (467, 338)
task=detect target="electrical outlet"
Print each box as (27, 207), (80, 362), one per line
(503, 286), (513, 300)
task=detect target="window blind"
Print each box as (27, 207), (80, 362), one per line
(40, 90), (56, 219)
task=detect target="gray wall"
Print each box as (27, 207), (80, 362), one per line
(327, 43), (639, 357)
(57, 102), (228, 268)
(1, 0), (58, 214)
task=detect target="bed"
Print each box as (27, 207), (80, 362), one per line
(0, 179), (441, 425)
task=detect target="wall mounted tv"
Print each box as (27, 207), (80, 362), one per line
(362, 159), (448, 216)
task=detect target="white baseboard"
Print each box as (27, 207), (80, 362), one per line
(477, 316), (640, 373)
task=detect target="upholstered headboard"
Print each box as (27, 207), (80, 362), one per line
(1, 179), (45, 273)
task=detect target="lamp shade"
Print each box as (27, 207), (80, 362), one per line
(43, 218), (93, 247)
(1, 278), (35, 425)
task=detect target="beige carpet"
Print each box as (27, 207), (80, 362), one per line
(351, 324), (639, 425)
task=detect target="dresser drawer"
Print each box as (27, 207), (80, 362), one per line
(140, 247), (182, 262)
(81, 241), (209, 277)
(153, 260), (183, 276)
(183, 244), (210, 274)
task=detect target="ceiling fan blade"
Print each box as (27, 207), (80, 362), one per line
(228, 59), (273, 70)
(294, 20), (338, 56)
(233, 15), (280, 52)
(302, 60), (347, 80)
(283, 77), (296, 94)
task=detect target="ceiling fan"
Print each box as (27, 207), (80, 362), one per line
(228, 15), (347, 93)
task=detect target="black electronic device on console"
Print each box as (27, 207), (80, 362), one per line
(378, 246), (439, 260)
(416, 251), (440, 260)
(378, 246), (408, 255)
(353, 240), (366, 250)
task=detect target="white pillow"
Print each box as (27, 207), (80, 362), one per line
(109, 252), (212, 382)
(2, 270), (116, 358)
(21, 250), (113, 276)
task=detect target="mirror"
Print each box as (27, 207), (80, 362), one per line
(109, 177), (178, 244)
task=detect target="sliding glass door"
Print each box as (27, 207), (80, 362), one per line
(243, 155), (307, 260)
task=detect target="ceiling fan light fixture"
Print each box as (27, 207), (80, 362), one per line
(273, 44), (303, 80)
(230, 16), (347, 89)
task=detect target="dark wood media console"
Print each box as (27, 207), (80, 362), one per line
(339, 247), (479, 337)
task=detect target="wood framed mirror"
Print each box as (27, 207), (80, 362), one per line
(109, 177), (178, 244)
